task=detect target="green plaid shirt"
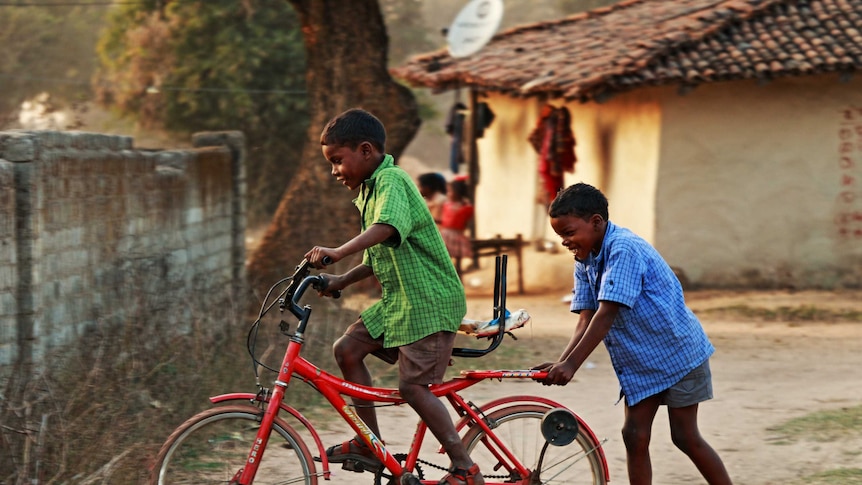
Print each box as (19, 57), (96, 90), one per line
(356, 155), (466, 347)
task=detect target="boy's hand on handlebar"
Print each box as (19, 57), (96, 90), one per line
(305, 246), (340, 269)
(316, 273), (346, 298)
(532, 361), (577, 386)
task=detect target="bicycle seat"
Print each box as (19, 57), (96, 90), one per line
(452, 255), (512, 358)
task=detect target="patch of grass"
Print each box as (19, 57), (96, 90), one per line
(699, 304), (862, 323)
(802, 468), (862, 484)
(767, 405), (862, 443)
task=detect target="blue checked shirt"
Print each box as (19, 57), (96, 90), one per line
(570, 221), (714, 405)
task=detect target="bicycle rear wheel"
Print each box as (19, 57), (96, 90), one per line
(152, 404), (317, 485)
(461, 404), (607, 485)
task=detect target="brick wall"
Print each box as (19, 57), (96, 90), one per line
(0, 130), (246, 368)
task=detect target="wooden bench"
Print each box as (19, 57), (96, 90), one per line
(456, 234), (525, 294)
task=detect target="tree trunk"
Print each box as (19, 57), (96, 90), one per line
(246, 0), (420, 290)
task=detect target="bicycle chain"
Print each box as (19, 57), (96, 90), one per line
(414, 457), (512, 481)
(371, 453), (513, 483)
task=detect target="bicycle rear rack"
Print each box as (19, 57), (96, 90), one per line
(451, 254), (508, 358)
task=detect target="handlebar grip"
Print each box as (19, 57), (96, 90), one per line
(321, 255), (334, 266)
(315, 274), (341, 299)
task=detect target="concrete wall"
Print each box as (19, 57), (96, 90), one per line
(0, 130), (246, 367)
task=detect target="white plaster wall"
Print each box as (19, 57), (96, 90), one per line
(574, 93), (661, 243)
(474, 74), (862, 288)
(655, 75), (862, 288)
(474, 92), (661, 245)
(473, 94), (543, 239)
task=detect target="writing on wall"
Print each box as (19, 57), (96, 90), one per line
(837, 107), (862, 239)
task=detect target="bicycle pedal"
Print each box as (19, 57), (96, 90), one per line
(341, 459), (377, 473)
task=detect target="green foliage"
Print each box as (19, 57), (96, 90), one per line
(0, 2), (104, 121)
(96, 0), (309, 225)
(382, 0), (435, 65)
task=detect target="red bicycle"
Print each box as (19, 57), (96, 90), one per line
(151, 256), (609, 484)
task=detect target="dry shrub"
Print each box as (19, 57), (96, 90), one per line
(0, 274), (354, 484)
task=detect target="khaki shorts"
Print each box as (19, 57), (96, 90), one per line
(343, 320), (455, 386)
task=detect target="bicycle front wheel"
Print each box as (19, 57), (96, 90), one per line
(152, 404), (317, 485)
(461, 404), (607, 485)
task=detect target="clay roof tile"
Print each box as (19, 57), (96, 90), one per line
(392, 0), (862, 101)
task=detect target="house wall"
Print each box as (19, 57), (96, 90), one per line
(471, 92), (661, 294)
(656, 75), (862, 288)
(473, 95), (543, 240)
(475, 74), (862, 288)
(570, 93), (662, 242)
(474, 92), (661, 244)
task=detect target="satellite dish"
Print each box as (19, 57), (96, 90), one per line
(446, 0), (504, 58)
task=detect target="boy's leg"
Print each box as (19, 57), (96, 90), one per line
(333, 319), (383, 436)
(661, 359), (732, 484)
(398, 332), (484, 485)
(622, 395), (661, 485)
(400, 384), (477, 469)
(667, 405), (732, 485)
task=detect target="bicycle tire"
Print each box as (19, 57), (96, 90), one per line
(461, 404), (607, 485)
(152, 404), (318, 485)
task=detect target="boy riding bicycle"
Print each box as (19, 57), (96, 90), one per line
(305, 108), (484, 485)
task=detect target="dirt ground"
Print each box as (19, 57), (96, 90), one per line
(307, 250), (862, 485)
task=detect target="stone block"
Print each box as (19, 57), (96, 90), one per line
(0, 134), (36, 162)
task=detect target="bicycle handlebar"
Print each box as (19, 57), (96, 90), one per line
(279, 254), (512, 358)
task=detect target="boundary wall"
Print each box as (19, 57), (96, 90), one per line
(0, 130), (246, 368)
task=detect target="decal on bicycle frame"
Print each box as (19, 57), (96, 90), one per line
(499, 370), (543, 378)
(342, 405), (388, 459)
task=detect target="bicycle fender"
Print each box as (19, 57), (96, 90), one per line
(209, 393), (332, 476)
(453, 396), (610, 480)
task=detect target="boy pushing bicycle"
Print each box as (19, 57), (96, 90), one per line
(304, 108), (484, 485)
(533, 183), (732, 485)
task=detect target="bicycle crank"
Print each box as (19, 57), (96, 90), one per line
(374, 453), (423, 485)
(399, 472), (422, 485)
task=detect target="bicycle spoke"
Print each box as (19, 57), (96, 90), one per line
(462, 405), (607, 485)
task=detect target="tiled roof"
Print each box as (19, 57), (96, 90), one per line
(391, 0), (862, 102)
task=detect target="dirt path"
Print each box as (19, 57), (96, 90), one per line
(306, 289), (862, 485)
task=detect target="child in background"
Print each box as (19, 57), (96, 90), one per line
(440, 177), (474, 272)
(417, 172), (448, 225)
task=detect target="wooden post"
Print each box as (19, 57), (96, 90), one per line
(468, 88), (480, 269)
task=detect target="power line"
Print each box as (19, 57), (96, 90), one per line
(0, 73), (307, 96)
(0, 1), (146, 5)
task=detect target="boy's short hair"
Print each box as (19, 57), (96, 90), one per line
(320, 108), (386, 152)
(549, 183), (609, 220)
(449, 179), (470, 199)
(418, 172), (447, 194)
